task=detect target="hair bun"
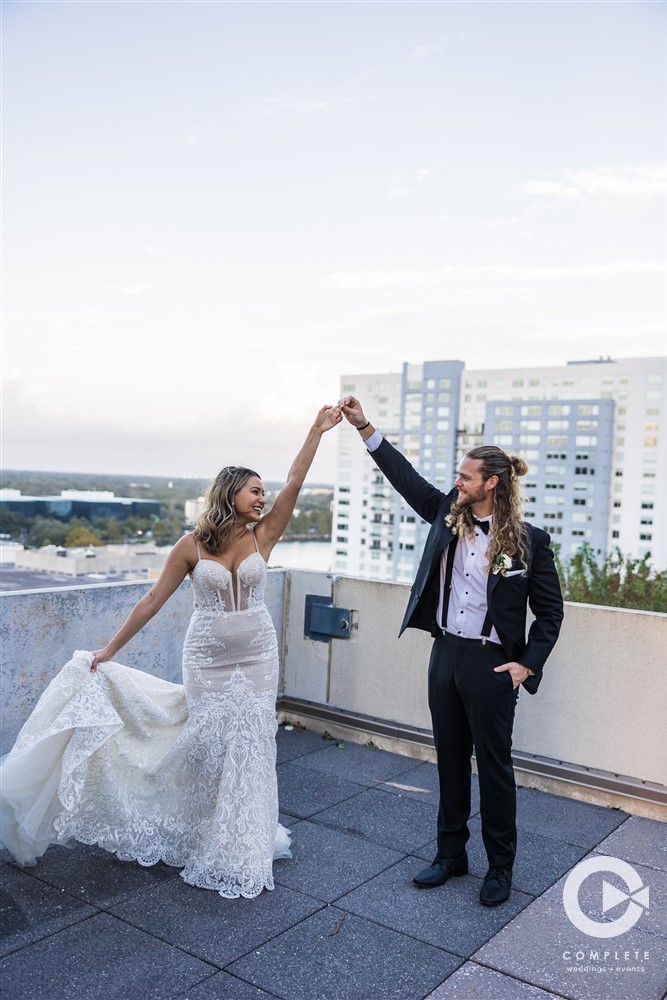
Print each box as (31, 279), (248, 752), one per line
(510, 455), (528, 477)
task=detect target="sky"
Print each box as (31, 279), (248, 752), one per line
(2, 0), (666, 484)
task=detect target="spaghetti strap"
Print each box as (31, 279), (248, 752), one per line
(251, 527), (259, 553)
(193, 535), (201, 562)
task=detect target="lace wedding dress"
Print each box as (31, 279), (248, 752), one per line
(0, 532), (291, 899)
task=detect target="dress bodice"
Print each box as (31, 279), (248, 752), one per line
(191, 551), (267, 613)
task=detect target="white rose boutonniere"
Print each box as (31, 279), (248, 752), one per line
(492, 552), (513, 575)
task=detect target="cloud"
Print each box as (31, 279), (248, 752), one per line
(325, 261), (666, 291)
(120, 283), (157, 296)
(388, 165), (442, 198)
(244, 92), (341, 125)
(406, 32), (463, 63)
(519, 163), (666, 200)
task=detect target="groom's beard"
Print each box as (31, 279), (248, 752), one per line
(456, 484), (488, 506)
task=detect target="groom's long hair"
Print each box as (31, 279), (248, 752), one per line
(448, 446), (530, 571)
(194, 466), (260, 555)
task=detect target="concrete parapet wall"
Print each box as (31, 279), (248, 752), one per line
(283, 573), (667, 790)
(1, 570), (665, 796)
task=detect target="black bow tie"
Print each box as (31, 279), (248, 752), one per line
(473, 518), (490, 535)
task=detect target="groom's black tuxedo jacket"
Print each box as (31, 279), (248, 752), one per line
(371, 437), (564, 694)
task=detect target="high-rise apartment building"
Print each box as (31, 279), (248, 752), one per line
(332, 356), (666, 581)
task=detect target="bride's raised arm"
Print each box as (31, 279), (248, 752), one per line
(255, 405), (341, 557)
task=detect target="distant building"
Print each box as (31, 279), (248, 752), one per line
(184, 497), (205, 525)
(0, 489), (161, 522)
(14, 542), (171, 577)
(333, 356), (666, 582)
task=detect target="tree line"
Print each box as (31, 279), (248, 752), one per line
(0, 471), (334, 548)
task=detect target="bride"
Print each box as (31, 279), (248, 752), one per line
(0, 405), (341, 898)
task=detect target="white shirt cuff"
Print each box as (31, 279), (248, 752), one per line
(365, 429), (383, 453)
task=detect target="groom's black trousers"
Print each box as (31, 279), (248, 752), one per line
(428, 631), (519, 870)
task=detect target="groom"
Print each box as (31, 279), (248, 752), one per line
(340, 396), (564, 906)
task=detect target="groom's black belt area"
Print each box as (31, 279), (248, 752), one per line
(441, 630), (502, 648)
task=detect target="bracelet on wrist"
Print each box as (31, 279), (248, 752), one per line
(357, 421), (370, 431)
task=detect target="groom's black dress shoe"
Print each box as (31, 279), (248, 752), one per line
(413, 852), (468, 888)
(480, 866), (512, 906)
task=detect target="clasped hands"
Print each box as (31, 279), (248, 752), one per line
(317, 395), (369, 432)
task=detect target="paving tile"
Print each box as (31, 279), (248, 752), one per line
(277, 759), (364, 818)
(9, 841), (178, 907)
(279, 810), (299, 829)
(276, 725), (331, 763)
(415, 816), (589, 897)
(0, 911), (213, 1000)
(274, 819), (404, 901)
(596, 816), (667, 874)
(0, 863), (97, 958)
(313, 786), (437, 853)
(288, 741), (420, 786)
(425, 961), (561, 999)
(227, 907), (462, 1000)
(516, 787), (628, 848)
(379, 762), (481, 816)
(474, 858), (665, 1000)
(337, 856), (533, 959)
(174, 970), (277, 999)
(108, 874), (323, 966)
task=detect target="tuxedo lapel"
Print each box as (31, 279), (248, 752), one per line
(487, 567), (501, 602)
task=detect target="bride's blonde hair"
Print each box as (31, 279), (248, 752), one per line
(193, 466), (260, 555)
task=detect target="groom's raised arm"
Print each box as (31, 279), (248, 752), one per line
(340, 395), (446, 525)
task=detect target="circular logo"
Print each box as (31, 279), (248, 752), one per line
(563, 856), (650, 938)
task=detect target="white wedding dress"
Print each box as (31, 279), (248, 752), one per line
(0, 532), (291, 899)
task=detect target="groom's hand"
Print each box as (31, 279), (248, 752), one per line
(339, 395), (368, 429)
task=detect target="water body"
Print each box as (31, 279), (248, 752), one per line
(268, 539), (332, 573)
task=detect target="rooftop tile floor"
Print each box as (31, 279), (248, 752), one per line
(1, 726), (665, 1000)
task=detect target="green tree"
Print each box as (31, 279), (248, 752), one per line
(556, 543), (667, 613)
(28, 517), (69, 548)
(152, 517), (186, 546)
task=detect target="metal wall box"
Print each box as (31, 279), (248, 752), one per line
(304, 594), (351, 642)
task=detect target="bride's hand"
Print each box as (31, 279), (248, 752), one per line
(90, 647), (113, 672)
(314, 404), (343, 433)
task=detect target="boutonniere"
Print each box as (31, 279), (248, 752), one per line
(492, 552), (513, 575)
(444, 513), (458, 535)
